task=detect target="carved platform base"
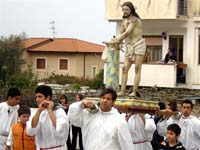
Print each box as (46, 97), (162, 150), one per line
(85, 97), (159, 114)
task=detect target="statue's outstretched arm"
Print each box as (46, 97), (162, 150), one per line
(117, 20), (135, 42)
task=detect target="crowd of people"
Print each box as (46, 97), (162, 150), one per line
(0, 85), (200, 150)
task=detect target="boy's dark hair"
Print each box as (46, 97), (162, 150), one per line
(7, 87), (21, 99)
(181, 99), (193, 109)
(100, 88), (117, 102)
(167, 124), (181, 136)
(168, 100), (178, 111)
(35, 85), (52, 99)
(59, 94), (68, 103)
(77, 93), (84, 100)
(158, 102), (166, 110)
(18, 105), (31, 117)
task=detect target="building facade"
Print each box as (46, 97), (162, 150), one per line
(23, 38), (104, 79)
(105, 0), (200, 89)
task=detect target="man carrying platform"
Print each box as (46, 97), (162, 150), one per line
(126, 112), (156, 150)
(68, 88), (133, 150)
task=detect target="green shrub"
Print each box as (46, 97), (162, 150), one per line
(42, 69), (104, 89)
(5, 69), (37, 89)
(70, 83), (81, 91)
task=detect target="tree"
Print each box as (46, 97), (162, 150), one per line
(0, 34), (26, 80)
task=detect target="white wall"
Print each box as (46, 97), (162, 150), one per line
(192, 21), (200, 88)
(104, 63), (177, 88)
(120, 64), (177, 87)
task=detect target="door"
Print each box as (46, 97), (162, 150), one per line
(169, 35), (183, 63)
(169, 35), (185, 83)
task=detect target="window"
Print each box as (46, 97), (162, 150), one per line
(143, 36), (162, 62)
(59, 59), (68, 70)
(36, 58), (46, 69)
(146, 45), (162, 62)
(178, 0), (187, 16)
(92, 66), (97, 78)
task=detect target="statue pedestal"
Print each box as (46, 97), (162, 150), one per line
(103, 41), (119, 92)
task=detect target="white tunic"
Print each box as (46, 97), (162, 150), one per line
(0, 102), (19, 150)
(68, 101), (133, 150)
(26, 108), (69, 150)
(157, 115), (200, 150)
(128, 114), (156, 150)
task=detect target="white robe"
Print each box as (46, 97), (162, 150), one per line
(157, 115), (200, 150)
(127, 114), (156, 150)
(68, 101), (133, 150)
(26, 108), (69, 150)
(0, 102), (19, 150)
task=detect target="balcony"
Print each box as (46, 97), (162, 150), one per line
(105, 0), (188, 20)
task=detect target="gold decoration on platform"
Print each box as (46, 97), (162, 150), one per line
(86, 98), (159, 114)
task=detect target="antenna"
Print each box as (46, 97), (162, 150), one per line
(50, 21), (56, 39)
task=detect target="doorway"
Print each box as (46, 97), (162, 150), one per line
(169, 35), (183, 63)
(169, 35), (185, 83)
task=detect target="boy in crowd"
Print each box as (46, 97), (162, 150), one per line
(59, 94), (72, 150)
(0, 88), (21, 150)
(159, 124), (185, 150)
(71, 94), (84, 150)
(26, 85), (69, 150)
(157, 100), (200, 150)
(5, 105), (36, 150)
(151, 102), (166, 150)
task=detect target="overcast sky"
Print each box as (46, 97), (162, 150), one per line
(0, 0), (116, 44)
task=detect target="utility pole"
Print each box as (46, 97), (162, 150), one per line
(50, 21), (56, 39)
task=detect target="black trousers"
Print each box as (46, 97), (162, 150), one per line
(72, 125), (84, 150)
(67, 126), (73, 150)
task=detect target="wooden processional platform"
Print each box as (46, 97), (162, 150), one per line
(86, 97), (159, 114)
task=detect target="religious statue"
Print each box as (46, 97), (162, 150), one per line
(113, 1), (146, 97)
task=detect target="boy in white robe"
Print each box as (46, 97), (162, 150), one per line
(0, 88), (21, 150)
(127, 113), (156, 150)
(68, 88), (133, 150)
(157, 100), (200, 150)
(26, 85), (69, 150)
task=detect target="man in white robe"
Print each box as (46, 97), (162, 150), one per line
(26, 85), (69, 150)
(157, 100), (200, 150)
(0, 88), (21, 150)
(68, 88), (133, 150)
(127, 113), (156, 150)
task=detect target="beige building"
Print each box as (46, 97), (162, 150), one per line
(23, 38), (104, 79)
(105, 0), (200, 89)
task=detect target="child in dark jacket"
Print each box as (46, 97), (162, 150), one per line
(159, 124), (185, 150)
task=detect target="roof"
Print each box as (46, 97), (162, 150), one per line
(23, 38), (105, 53)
